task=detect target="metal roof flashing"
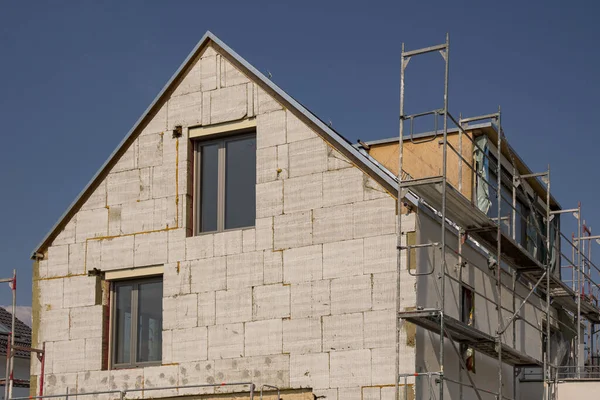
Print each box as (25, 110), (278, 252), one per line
(359, 122), (494, 147)
(32, 31), (401, 258)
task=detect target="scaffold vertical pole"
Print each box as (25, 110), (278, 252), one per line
(545, 166), (551, 400)
(588, 226), (593, 367)
(396, 33), (450, 400)
(458, 229), (465, 400)
(395, 40), (406, 400)
(495, 108), (503, 400)
(439, 32), (450, 400)
(9, 270), (16, 400)
(39, 343), (46, 397)
(2, 270), (16, 400)
(577, 202), (582, 376)
(4, 333), (10, 400)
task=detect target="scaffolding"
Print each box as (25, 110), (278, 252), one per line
(0, 270), (46, 400)
(395, 34), (600, 400)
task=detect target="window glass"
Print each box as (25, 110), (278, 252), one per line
(461, 287), (474, 325)
(461, 287), (476, 372)
(200, 143), (219, 232)
(113, 278), (163, 368)
(500, 184), (513, 236)
(515, 201), (529, 247)
(488, 171), (513, 237)
(114, 284), (132, 364)
(136, 281), (163, 363)
(225, 137), (256, 229)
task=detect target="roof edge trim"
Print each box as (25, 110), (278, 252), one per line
(360, 122), (493, 147)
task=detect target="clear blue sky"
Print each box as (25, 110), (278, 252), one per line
(1, 0), (599, 306)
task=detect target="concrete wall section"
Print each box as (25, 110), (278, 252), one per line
(33, 43), (417, 400)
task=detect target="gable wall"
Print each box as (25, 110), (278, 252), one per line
(32, 43), (418, 400)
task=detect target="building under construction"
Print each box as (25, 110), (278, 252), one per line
(29, 32), (600, 400)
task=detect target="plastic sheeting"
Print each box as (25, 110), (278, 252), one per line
(552, 328), (571, 367)
(556, 308), (577, 368)
(550, 217), (559, 276)
(474, 135), (491, 214)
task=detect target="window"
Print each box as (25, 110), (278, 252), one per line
(515, 201), (529, 247)
(477, 153), (561, 272)
(112, 277), (163, 368)
(461, 286), (476, 372)
(461, 286), (474, 326)
(195, 133), (256, 234)
(488, 169), (513, 237)
(487, 162), (529, 249)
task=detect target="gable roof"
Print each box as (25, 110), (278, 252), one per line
(32, 31), (400, 258)
(0, 308), (31, 358)
(0, 308), (30, 339)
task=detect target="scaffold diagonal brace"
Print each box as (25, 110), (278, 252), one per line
(445, 328), (485, 400)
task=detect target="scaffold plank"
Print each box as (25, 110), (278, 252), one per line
(398, 310), (542, 367)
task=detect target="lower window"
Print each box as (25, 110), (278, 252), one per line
(112, 277), (163, 368)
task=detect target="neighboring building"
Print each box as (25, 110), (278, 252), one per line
(0, 308), (32, 400)
(30, 32), (599, 400)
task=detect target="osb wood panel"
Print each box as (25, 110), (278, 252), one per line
(367, 133), (475, 201)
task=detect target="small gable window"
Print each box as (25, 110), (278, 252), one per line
(194, 132), (256, 234)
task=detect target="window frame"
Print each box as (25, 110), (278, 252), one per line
(110, 275), (163, 370)
(486, 156), (535, 249)
(460, 285), (475, 327)
(193, 131), (257, 235)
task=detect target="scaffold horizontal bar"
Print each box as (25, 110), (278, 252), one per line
(550, 208), (579, 215)
(401, 109), (444, 120)
(403, 43), (447, 57)
(575, 235), (600, 241)
(460, 113), (500, 124)
(520, 172), (548, 179)
(399, 242), (440, 250)
(11, 345), (43, 353)
(399, 176), (444, 188)
(398, 371), (442, 378)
